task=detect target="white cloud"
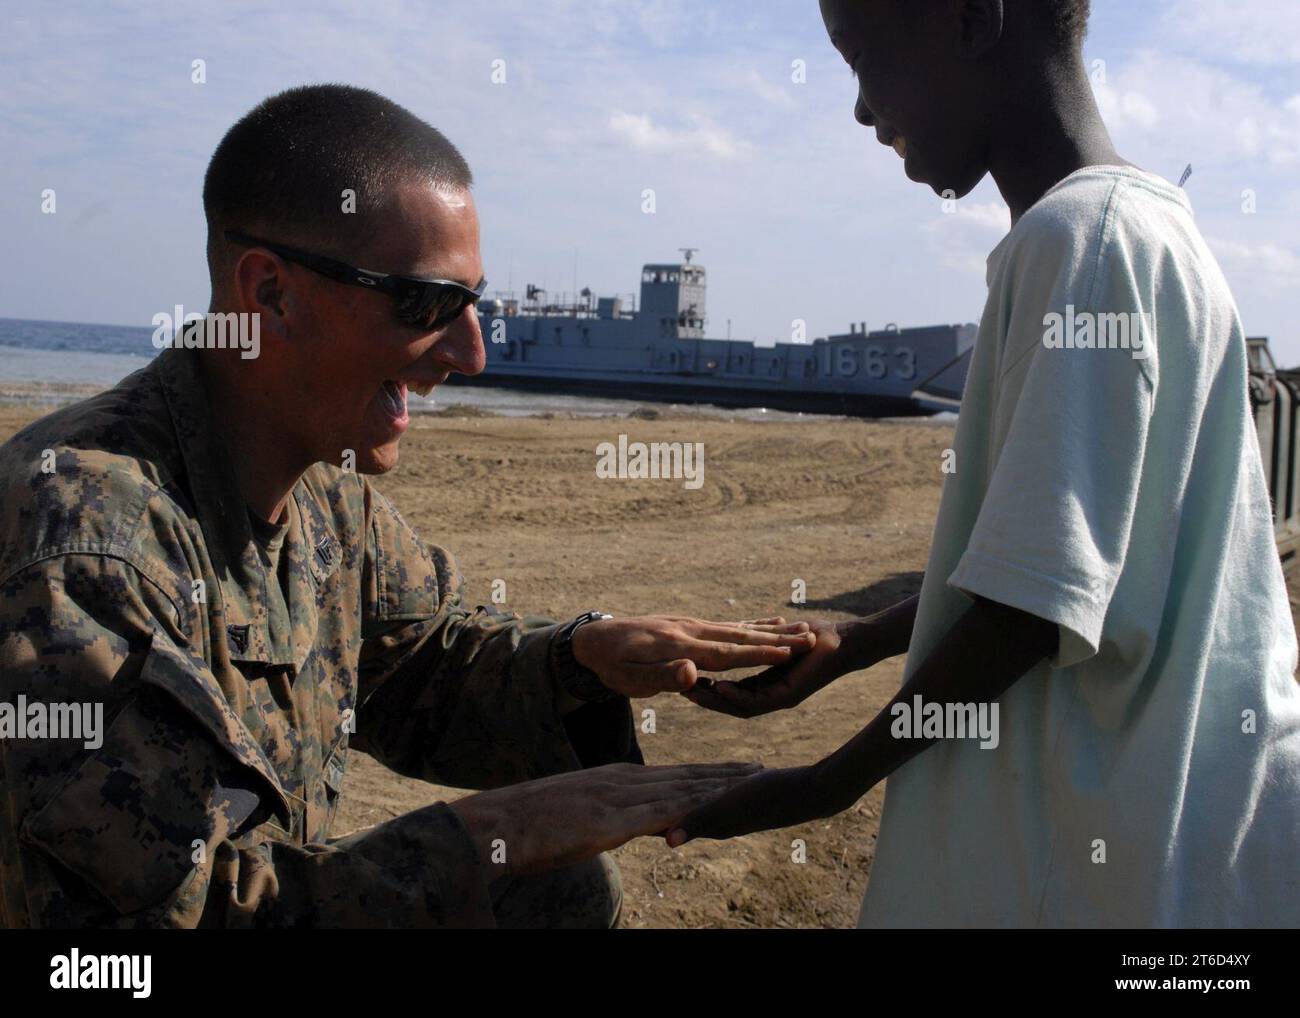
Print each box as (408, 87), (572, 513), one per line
(1090, 50), (1300, 169)
(744, 69), (797, 109)
(608, 111), (751, 159)
(557, 0), (719, 49)
(921, 199), (1011, 277)
(1205, 235), (1300, 292)
(951, 200), (1012, 233)
(1162, 0), (1300, 67)
(1093, 82), (1160, 132)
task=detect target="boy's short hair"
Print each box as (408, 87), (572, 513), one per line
(202, 84), (472, 276)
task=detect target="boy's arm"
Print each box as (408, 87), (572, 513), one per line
(684, 593), (921, 718)
(666, 595), (1057, 845)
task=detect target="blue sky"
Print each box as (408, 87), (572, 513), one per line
(2, 0), (1298, 364)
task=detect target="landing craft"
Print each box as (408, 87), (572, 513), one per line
(446, 251), (977, 417)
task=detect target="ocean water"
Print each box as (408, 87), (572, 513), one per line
(0, 317), (955, 423)
(0, 318), (671, 416)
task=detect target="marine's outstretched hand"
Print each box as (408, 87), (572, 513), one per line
(572, 615), (815, 698)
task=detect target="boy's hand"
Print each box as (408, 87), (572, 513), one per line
(663, 765), (839, 846)
(684, 597), (922, 717)
(683, 618), (847, 717)
(572, 615), (815, 699)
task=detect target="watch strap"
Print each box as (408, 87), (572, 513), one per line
(552, 611), (615, 703)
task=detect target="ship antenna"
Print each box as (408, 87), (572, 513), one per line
(679, 247), (697, 264)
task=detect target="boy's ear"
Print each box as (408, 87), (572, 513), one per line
(957, 0), (1004, 58)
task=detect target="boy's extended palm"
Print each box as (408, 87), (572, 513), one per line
(683, 618), (847, 717)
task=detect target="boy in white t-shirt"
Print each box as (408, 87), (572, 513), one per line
(670, 0), (1300, 927)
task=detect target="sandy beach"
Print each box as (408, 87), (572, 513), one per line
(3, 392), (1296, 928)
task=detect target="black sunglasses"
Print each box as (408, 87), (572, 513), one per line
(224, 229), (486, 329)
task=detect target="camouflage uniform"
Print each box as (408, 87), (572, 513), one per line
(0, 347), (640, 928)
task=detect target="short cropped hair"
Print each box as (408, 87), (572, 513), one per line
(203, 84), (472, 277)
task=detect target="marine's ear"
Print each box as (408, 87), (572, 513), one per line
(231, 245), (290, 330)
(957, 0), (1004, 59)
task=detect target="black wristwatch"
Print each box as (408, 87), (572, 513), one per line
(552, 611), (615, 703)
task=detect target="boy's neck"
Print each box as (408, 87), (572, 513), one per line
(987, 54), (1127, 224)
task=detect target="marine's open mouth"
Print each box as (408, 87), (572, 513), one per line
(378, 380), (408, 421)
(378, 377), (440, 419)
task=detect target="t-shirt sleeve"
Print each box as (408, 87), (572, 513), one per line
(948, 206), (1159, 669)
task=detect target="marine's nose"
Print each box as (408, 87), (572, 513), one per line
(437, 306), (487, 377)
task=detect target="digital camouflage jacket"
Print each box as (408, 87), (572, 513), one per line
(0, 347), (638, 928)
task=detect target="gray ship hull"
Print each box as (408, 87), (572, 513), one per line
(466, 258), (977, 418)
(443, 368), (930, 416)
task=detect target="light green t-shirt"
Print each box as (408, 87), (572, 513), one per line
(859, 166), (1300, 928)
